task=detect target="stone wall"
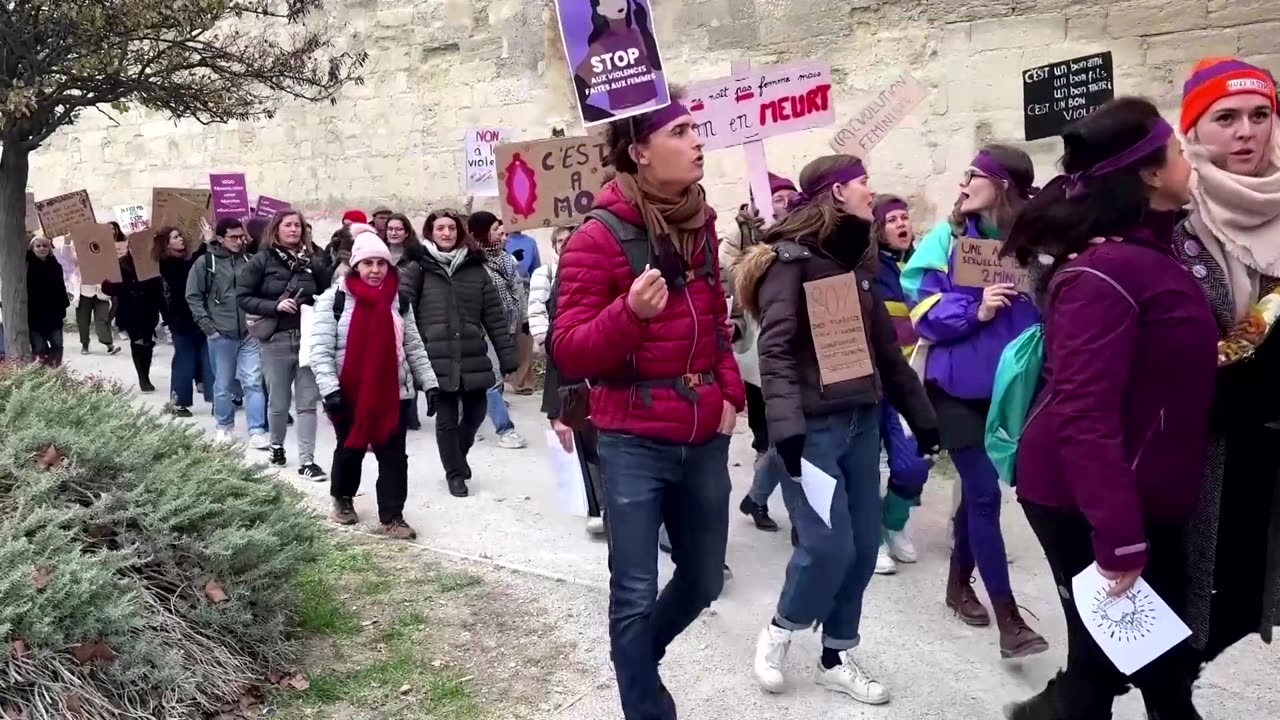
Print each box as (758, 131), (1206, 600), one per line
(26, 0), (1280, 241)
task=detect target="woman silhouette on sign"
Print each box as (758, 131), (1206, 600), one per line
(574, 0), (662, 122)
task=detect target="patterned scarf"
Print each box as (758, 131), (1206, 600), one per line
(483, 246), (523, 328)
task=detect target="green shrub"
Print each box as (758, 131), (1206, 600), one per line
(0, 363), (323, 717)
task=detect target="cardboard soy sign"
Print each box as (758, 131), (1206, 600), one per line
(1023, 51), (1115, 142)
(35, 189), (95, 239)
(495, 132), (609, 231)
(464, 128), (513, 197)
(804, 273), (874, 386)
(685, 61), (834, 152)
(68, 222), (121, 285)
(830, 72), (929, 157)
(554, 0), (671, 126)
(953, 239), (1031, 293)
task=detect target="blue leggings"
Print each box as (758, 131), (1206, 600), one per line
(951, 446), (1012, 599)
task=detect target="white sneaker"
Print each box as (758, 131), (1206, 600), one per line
(816, 651), (889, 705)
(884, 527), (917, 564)
(753, 625), (792, 693)
(497, 430), (527, 449)
(874, 544), (897, 575)
(213, 429), (234, 445)
(585, 517), (605, 535)
(248, 433), (270, 450)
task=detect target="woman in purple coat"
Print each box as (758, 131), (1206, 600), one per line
(1002, 98), (1216, 719)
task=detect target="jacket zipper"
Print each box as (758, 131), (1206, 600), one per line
(1130, 408), (1165, 471)
(684, 289), (699, 444)
(1023, 391), (1053, 435)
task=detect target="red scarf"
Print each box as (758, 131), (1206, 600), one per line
(339, 274), (401, 449)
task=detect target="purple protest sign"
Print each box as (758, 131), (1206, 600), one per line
(209, 173), (250, 223)
(554, 0), (670, 127)
(254, 195), (291, 221)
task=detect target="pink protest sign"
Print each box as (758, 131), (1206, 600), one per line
(686, 62), (834, 152)
(254, 195), (291, 220)
(209, 173), (250, 223)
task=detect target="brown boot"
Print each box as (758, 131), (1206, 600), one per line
(382, 517), (418, 540)
(331, 497), (358, 525)
(945, 555), (991, 626)
(993, 596), (1049, 659)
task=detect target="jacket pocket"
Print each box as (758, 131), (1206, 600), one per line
(1130, 407), (1165, 472)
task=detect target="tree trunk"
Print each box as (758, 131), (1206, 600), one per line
(0, 144), (32, 361)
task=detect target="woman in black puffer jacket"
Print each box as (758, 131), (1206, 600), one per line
(104, 228), (165, 392)
(26, 235), (70, 366)
(156, 226), (212, 416)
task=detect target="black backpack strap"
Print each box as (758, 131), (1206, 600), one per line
(332, 290), (345, 320)
(585, 209), (649, 278)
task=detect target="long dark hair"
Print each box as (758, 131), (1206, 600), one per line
(387, 212), (425, 259)
(950, 144), (1034, 235)
(588, 0), (662, 72)
(423, 210), (470, 250)
(1002, 97), (1170, 293)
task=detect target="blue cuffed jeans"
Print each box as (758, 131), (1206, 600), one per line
(208, 334), (267, 434)
(171, 332), (213, 408)
(597, 431), (731, 720)
(487, 383), (514, 434)
(774, 405), (882, 650)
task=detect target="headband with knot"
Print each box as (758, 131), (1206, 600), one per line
(1048, 117), (1173, 199)
(971, 150), (1037, 199)
(787, 160), (868, 210)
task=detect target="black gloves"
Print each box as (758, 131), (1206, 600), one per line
(323, 392), (343, 417)
(775, 435), (805, 478)
(913, 426), (942, 457)
(425, 388), (439, 417)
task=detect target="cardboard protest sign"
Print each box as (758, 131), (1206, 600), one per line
(254, 195), (291, 220)
(24, 192), (40, 234)
(554, 0), (670, 126)
(151, 187), (211, 228)
(495, 132), (610, 231)
(154, 194), (209, 253)
(209, 173), (251, 223)
(804, 273), (874, 386)
(68, 223), (121, 285)
(830, 72), (929, 157)
(464, 128), (513, 196)
(1023, 51), (1114, 141)
(35, 190), (95, 239)
(952, 239), (1031, 293)
(126, 228), (160, 281)
(115, 204), (148, 234)
(686, 62), (834, 152)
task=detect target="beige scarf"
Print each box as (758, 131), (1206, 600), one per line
(614, 172), (708, 261)
(1187, 126), (1280, 321)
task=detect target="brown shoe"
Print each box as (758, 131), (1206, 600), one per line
(945, 556), (991, 626)
(331, 497), (358, 525)
(382, 518), (418, 540)
(993, 596), (1050, 659)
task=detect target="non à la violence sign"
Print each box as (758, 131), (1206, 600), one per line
(686, 61), (833, 151)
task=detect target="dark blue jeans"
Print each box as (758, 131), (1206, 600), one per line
(171, 332), (213, 408)
(775, 405), (882, 650)
(597, 431), (731, 720)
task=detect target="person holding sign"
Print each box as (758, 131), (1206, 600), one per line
(103, 230), (166, 393)
(548, 92), (744, 720)
(1000, 98), (1214, 719)
(737, 155), (937, 706)
(901, 144), (1047, 658)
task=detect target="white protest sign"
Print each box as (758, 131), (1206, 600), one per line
(1072, 563), (1191, 675)
(830, 71), (928, 157)
(686, 61), (834, 152)
(114, 204), (148, 234)
(464, 128), (513, 197)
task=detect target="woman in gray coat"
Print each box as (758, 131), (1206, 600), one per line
(310, 226), (438, 540)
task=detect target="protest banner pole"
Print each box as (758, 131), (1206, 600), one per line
(731, 59), (776, 226)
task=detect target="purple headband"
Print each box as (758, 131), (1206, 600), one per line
(873, 198), (909, 224)
(971, 150), (1035, 199)
(634, 100), (692, 142)
(1051, 117), (1174, 199)
(787, 160), (868, 209)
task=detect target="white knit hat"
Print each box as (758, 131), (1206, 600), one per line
(349, 227), (392, 267)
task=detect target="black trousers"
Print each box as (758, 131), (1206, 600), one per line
(330, 399), (411, 525)
(745, 382), (769, 454)
(576, 424), (606, 518)
(434, 389), (488, 482)
(1020, 502), (1201, 720)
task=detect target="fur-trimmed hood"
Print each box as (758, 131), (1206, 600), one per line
(734, 242), (778, 321)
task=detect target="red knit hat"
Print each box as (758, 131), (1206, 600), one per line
(768, 172), (797, 195)
(341, 209), (368, 224)
(1181, 57), (1276, 134)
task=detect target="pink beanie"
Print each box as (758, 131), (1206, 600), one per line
(349, 228), (392, 267)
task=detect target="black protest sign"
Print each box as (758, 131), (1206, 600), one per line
(1023, 51), (1114, 142)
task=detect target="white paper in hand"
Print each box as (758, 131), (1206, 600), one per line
(545, 430), (589, 517)
(798, 459), (837, 528)
(1070, 563), (1191, 676)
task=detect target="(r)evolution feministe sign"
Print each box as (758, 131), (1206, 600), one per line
(1023, 51), (1114, 141)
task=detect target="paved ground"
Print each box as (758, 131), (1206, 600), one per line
(67, 344), (1278, 719)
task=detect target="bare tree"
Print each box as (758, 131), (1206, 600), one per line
(0, 0), (365, 359)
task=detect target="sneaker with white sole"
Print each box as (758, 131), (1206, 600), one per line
(753, 625), (792, 693)
(585, 517), (605, 535)
(213, 429), (234, 445)
(885, 527), (918, 564)
(249, 433), (270, 451)
(298, 463), (327, 481)
(874, 544), (897, 575)
(496, 430), (527, 449)
(816, 651), (889, 705)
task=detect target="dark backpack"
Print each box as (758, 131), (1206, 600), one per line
(331, 289), (409, 319)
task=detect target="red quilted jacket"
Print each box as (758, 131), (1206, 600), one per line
(551, 182), (746, 444)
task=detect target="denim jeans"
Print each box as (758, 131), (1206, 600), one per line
(597, 431), (730, 720)
(487, 383), (514, 434)
(749, 453), (784, 507)
(208, 334), (267, 433)
(171, 332), (213, 408)
(775, 405), (881, 650)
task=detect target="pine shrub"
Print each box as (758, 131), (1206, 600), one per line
(0, 363), (324, 718)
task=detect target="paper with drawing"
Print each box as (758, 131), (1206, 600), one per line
(1071, 563), (1190, 676)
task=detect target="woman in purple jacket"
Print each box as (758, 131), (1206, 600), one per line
(901, 145), (1046, 658)
(1002, 98), (1217, 719)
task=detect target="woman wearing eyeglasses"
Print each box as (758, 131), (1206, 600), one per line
(901, 144), (1047, 659)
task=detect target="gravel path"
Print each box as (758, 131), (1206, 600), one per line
(66, 345), (1279, 719)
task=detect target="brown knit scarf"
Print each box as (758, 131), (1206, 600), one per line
(614, 172), (708, 262)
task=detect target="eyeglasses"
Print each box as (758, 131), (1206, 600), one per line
(224, 233), (248, 242)
(962, 169), (990, 185)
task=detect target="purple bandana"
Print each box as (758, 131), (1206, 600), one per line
(1051, 118), (1174, 198)
(635, 100), (692, 142)
(788, 160), (868, 209)
(873, 198), (909, 224)
(971, 150), (1035, 199)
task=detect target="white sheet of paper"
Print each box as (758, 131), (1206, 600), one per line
(799, 459), (837, 527)
(1071, 563), (1191, 676)
(297, 304), (315, 368)
(545, 430), (589, 517)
